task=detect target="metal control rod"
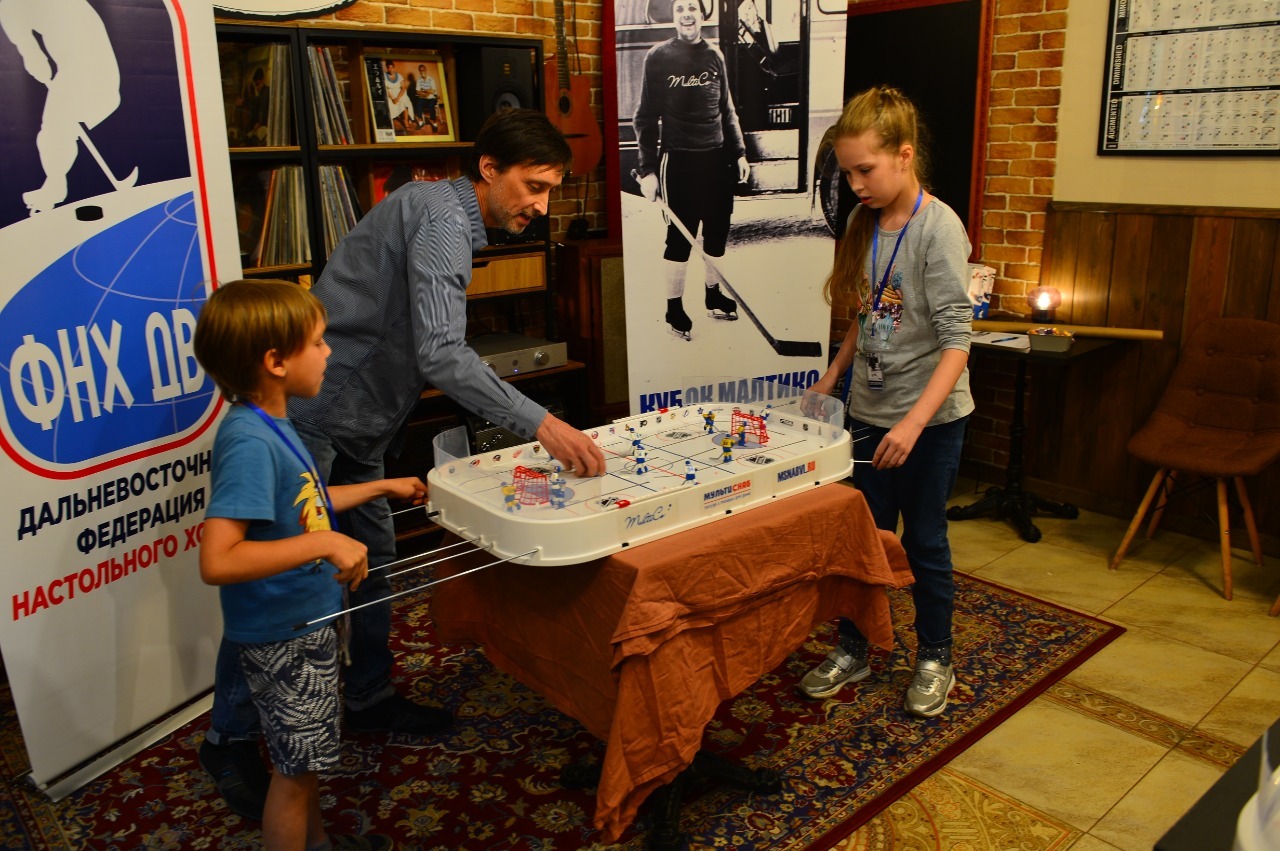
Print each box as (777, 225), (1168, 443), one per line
(293, 548), (538, 631)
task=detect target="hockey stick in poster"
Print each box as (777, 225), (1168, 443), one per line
(640, 182), (823, 358)
(79, 122), (139, 190)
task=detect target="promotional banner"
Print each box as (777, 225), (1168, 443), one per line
(615, 0), (847, 413)
(0, 0), (237, 788)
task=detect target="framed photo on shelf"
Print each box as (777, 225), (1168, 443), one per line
(362, 52), (455, 143)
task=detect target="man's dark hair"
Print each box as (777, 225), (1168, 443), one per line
(467, 108), (572, 180)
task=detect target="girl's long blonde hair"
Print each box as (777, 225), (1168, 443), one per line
(818, 86), (932, 306)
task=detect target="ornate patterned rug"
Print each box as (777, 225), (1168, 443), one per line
(0, 573), (1121, 850)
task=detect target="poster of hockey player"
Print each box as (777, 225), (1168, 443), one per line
(614, 0), (847, 413)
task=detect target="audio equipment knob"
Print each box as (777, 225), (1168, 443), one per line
(533, 350), (549, 366)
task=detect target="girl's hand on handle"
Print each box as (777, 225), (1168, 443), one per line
(872, 420), (924, 470)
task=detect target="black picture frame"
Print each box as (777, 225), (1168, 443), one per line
(1097, 0), (1279, 156)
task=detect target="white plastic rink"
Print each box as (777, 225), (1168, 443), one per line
(426, 396), (852, 565)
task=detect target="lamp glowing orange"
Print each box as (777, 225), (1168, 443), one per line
(1027, 286), (1061, 323)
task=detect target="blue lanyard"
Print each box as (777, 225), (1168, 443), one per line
(870, 188), (924, 314)
(241, 401), (338, 533)
(241, 400), (351, 660)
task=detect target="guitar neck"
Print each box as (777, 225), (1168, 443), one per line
(553, 0), (570, 91)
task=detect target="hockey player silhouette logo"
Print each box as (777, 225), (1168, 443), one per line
(0, 0), (135, 215)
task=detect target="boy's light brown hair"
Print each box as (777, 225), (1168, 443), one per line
(193, 279), (326, 401)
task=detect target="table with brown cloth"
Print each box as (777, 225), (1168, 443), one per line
(432, 482), (911, 841)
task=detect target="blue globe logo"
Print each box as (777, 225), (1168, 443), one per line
(0, 193), (216, 471)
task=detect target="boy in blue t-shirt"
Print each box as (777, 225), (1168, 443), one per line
(194, 280), (427, 851)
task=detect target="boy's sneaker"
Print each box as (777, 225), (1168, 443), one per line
(328, 833), (393, 851)
(198, 738), (269, 820)
(705, 283), (738, 320)
(904, 660), (956, 718)
(798, 647), (870, 699)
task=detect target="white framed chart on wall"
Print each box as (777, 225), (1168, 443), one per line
(1098, 0), (1279, 155)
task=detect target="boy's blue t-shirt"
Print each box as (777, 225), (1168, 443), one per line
(205, 405), (342, 643)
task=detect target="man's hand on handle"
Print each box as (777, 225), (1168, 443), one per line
(535, 413), (606, 477)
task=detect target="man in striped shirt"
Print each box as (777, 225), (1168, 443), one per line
(200, 109), (605, 820)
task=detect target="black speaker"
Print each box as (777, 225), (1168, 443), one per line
(458, 47), (537, 140)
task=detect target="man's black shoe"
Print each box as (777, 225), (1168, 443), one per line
(198, 738), (269, 820)
(345, 693), (453, 736)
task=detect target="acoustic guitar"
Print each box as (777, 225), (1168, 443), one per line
(544, 0), (603, 174)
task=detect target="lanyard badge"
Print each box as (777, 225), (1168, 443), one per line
(867, 352), (884, 391)
(863, 188), (924, 393)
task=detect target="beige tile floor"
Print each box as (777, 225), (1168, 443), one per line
(834, 479), (1280, 851)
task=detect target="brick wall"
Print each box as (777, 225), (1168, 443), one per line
(981, 0), (1066, 316)
(968, 0), (1067, 474)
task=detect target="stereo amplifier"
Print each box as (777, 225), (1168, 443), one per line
(466, 333), (568, 378)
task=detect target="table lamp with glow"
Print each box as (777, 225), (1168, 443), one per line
(1027, 286), (1061, 323)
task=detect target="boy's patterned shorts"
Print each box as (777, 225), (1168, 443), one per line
(240, 625), (341, 777)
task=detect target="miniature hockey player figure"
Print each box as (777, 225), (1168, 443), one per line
(720, 435), (733, 463)
(762, 404), (772, 422)
(702, 409), (716, 433)
(501, 481), (520, 512)
(737, 421), (748, 446)
(549, 473), (568, 509)
(631, 430), (644, 453)
(634, 444), (649, 475)
(684, 459), (697, 484)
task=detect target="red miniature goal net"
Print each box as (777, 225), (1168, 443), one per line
(730, 409), (769, 445)
(512, 465), (550, 505)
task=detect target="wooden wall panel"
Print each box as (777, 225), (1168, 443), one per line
(1268, 232), (1280, 323)
(999, 202), (1280, 553)
(1072, 212), (1116, 328)
(1225, 219), (1277, 319)
(1186, 217), (1233, 341)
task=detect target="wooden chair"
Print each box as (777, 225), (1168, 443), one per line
(1110, 318), (1280, 613)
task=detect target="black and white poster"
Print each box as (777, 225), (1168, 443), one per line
(615, 0), (848, 413)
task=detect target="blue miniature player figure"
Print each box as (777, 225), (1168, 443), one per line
(684, 459), (697, 484)
(702, 408), (715, 433)
(630, 427), (643, 452)
(549, 472), (568, 509)
(737, 421), (747, 446)
(762, 404), (772, 422)
(720, 435), (733, 463)
(501, 481), (520, 512)
(634, 444), (649, 475)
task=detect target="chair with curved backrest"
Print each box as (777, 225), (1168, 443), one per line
(1110, 318), (1280, 615)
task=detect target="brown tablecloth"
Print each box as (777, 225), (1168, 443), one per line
(433, 483), (910, 841)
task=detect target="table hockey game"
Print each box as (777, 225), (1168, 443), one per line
(426, 391), (852, 566)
